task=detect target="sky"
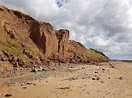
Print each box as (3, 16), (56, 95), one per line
(0, 0), (132, 60)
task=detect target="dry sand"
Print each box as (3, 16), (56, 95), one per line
(0, 61), (132, 98)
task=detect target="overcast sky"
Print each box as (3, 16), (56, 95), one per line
(0, 0), (132, 60)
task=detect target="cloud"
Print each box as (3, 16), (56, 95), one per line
(0, 0), (132, 60)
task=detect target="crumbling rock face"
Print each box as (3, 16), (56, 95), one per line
(56, 29), (70, 58)
(29, 21), (58, 57)
(0, 5), (109, 69)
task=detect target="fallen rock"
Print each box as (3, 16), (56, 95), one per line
(92, 77), (100, 80)
(5, 93), (12, 97)
(31, 68), (38, 72)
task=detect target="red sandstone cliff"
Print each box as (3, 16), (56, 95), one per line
(0, 6), (109, 69)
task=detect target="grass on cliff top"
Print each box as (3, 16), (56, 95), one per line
(71, 41), (109, 61)
(89, 48), (106, 56)
(70, 40), (107, 57)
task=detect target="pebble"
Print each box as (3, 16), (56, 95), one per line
(94, 71), (98, 73)
(102, 68), (105, 71)
(92, 77), (100, 80)
(82, 67), (85, 69)
(92, 78), (96, 80)
(119, 76), (124, 80)
(5, 93), (12, 97)
(111, 65), (115, 68)
(23, 86), (27, 89)
(27, 82), (32, 85)
(96, 77), (100, 80)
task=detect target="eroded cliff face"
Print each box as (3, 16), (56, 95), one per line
(29, 21), (58, 57)
(0, 6), (109, 69)
(56, 29), (70, 58)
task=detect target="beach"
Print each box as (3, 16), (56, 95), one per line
(0, 61), (132, 98)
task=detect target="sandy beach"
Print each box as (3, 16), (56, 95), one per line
(0, 61), (132, 98)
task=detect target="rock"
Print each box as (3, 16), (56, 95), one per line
(92, 78), (96, 80)
(42, 66), (49, 71)
(94, 71), (98, 73)
(7, 30), (16, 39)
(31, 68), (38, 72)
(27, 82), (32, 85)
(109, 63), (115, 68)
(102, 68), (105, 71)
(96, 77), (100, 80)
(0, 53), (8, 61)
(82, 67), (85, 69)
(23, 49), (33, 58)
(64, 77), (78, 81)
(57, 86), (70, 90)
(33, 83), (36, 85)
(111, 65), (115, 68)
(92, 77), (100, 80)
(31, 66), (46, 72)
(5, 93), (12, 97)
(119, 76), (124, 80)
(22, 86), (27, 89)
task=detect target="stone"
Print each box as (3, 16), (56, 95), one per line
(92, 77), (100, 80)
(27, 82), (32, 85)
(64, 77), (78, 81)
(92, 78), (96, 80)
(110, 65), (115, 68)
(57, 86), (70, 90)
(94, 71), (98, 73)
(23, 86), (27, 89)
(5, 93), (12, 97)
(119, 76), (124, 80)
(102, 68), (105, 71)
(82, 67), (85, 69)
(96, 77), (100, 80)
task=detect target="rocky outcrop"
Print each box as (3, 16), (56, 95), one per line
(0, 5), (109, 69)
(56, 29), (70, 58)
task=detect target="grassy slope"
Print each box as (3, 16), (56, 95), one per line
(70, 40), (109, 62)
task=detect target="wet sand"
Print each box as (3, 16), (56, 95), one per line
(0, 61), (132, 98)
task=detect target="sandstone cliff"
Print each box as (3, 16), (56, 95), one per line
(0, 6), (109, 69)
